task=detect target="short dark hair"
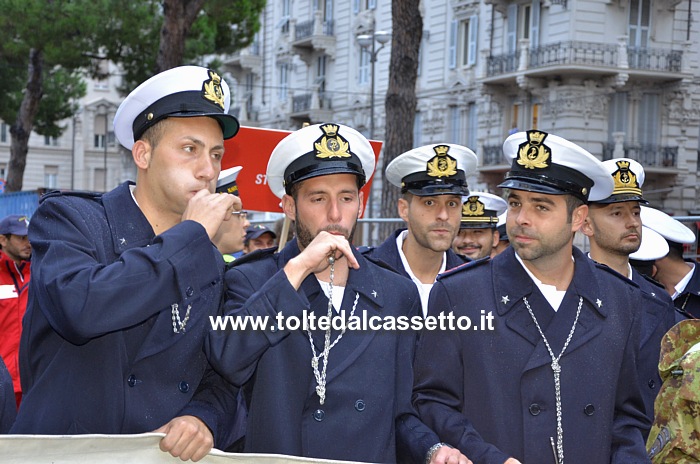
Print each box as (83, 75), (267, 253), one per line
(140, 118), (171, 149)
(566, 195), (585, 223)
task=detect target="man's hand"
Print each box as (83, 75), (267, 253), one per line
(182, 190), (241, 240)
(284, 230), (359, 289)
(154, 415), (213, 462)
(504, 458), (522, 464)
(430, 446), (473, 464)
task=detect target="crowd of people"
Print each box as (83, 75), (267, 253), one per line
(0, 65), (698, 463)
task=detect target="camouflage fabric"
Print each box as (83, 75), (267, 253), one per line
(647, 319), (700, 462)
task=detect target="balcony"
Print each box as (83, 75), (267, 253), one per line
(290, 11), (336, 65)
(289, 88), (333, 123)
(483, 39), (686, 86)
(480, 144), (508, 168)
(602, 142), (678, 169)
(223, 43), (262, 79)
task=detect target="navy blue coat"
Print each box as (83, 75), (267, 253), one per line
(12, 182), (238, 447)
(206, 240), (439, 463)
(361, 229), (468, 279)
(631, 269), (684, 439)
(0, 356), (15, 433)
(413, 246), (650, 464)
(673, 261), (700, 318)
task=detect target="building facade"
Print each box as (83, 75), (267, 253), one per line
(1, 0), (698, 222)
(224, 0), (700, 218)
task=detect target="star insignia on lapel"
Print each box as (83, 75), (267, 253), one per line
(119, 238), (126, 245)
(501, 295), (510, 304)
(596, 299), (602, 308)
(651, 292), (656, 297)
(371, 290), (377, 298)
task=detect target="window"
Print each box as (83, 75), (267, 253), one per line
(506, 1), (540, 52)
(279, 0), (291, 33)
(628, 0), (651, 49)
(94, 60), (110, 91)
(44, 135), (58, 146)
(94, 114), (108, 148)
(413, 112), (422, 147)
(245, 73), (255, 117)
(94, 168), (106, 192)
(466, 103), (478, 149)
(278, 63), (290, 101)
(608, 92), (628, 141)
(353, 0), (376, 14)
(0, 123), (7, 143)
(449, 106), (463, 144)
(358, 48), (371, 85)
(44, 165), (58, 189)
(449, 15), (478, 69)
(315, 0), (333, 21)
(317, 55), (327, 104)
(0, 164), (6, 180)
(638, 93), (659, 146)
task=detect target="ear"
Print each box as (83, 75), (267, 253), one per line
(491, 229), (500, 248)
(357, 191), (364, 219)
(580, 214), (595, 238)
(397, 197), (410, 222)
(132, 140), (152, 170)
(571, 204), (588, 233)
(282, 194), (296, 221)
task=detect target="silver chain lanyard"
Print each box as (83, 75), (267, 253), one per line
(171, 303), (191, 333)
(307, 256), (359, 405)
(523, 296), (582, 464)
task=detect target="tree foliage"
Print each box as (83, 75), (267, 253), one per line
(0, 0), (265, 191)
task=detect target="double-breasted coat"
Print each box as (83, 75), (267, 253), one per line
(206, 239), (439, 463)
(12, 182), (239, 447)
(413, 246), (650, 464)
(361, 229), (468, 280)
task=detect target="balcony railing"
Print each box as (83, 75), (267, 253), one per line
(486, 41), (683, 77)
(292, 92), (332, 114)
(481, 144), (505, 166)
(486, 51), (520, 76)
(628, 47), (682, 72)
(602, 142), (678, 168)
(295, 19), (334, 41)
(529, 41), (618, 69)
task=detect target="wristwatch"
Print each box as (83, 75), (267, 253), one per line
(425, 442), (453, 464)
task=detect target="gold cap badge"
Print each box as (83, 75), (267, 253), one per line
(463, 196), (485, 217)
(517, 131), (550, 170)
(202, 70), (225, 109)
(427, 145), (458, 178)
(612, 160), (642, 195)
(315, 124), (352, 159)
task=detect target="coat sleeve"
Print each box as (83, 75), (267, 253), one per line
(205, 264), (311, 387)
(395, 287), (441, 463)
(610, 287), (653, 463)
(30, 197), (220, 345)
(412, 280), (510, 464)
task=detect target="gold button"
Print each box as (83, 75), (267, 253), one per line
(147, 113), (154, 121)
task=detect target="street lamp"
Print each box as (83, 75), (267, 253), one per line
(356, 28), (391, 139)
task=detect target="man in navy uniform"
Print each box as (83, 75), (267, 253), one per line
(13, 66), (242, 461)
(452, 192), (507, 260)
(413, 130), (650, 463)
(581, 158), (682, 439)
(206, 123), (470, 464)
(641, 206), (700, 317)
(362, 144), (477, 317)
(213, 166), (250, 263)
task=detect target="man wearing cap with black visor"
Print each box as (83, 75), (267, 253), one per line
(413, 130), (650, 463)
(581, 158), (682, 439)
(206, 123), (470, 464)
(13, 66), (243, 461)
(362, 144), (477, 317)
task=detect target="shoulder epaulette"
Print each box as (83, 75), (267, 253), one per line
(361, 253), (401, 275)
(40, 189), (103, 203)
(592, 261), (640, 288)
(229, 246), (277, 267)
(438, 256), (489, 280)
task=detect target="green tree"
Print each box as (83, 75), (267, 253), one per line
(379, 0), (422, 239)
(0, 0), (264, 192)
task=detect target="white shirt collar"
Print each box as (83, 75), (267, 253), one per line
(673, 262), (695, 299)
(396, 230), (446, 317)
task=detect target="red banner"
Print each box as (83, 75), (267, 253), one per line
(223, 126), (382, 216)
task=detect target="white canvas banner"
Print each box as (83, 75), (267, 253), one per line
(0, 433), (367, 464)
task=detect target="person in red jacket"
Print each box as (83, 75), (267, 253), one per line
(0, 214), (31, 408)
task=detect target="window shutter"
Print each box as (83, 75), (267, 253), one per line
(507, 4), (517, 53)
(468, 15), (478, 66)
(449, 19), (458, 69)
(531, 1), (540, 49)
